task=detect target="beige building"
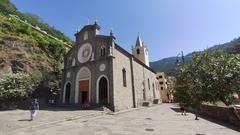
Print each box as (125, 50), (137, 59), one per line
(156, 72), (168, 102)
(166, 76), (176, 103)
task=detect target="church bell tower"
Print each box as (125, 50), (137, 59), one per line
(132, 35), (149, 66)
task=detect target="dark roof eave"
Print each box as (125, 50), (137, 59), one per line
(115, 44), (156, 74)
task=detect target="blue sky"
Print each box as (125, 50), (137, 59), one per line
(11, 0), (240, 61)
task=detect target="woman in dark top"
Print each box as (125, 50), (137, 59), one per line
(29, 99), (39, 121)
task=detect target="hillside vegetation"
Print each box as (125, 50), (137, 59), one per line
(0, 13), (68, 73)
(0, 0), (73, 44)
(0, 0), (73, 108)
(0, 0), (74, 73)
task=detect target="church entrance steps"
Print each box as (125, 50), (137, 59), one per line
(102, 106), (113, 114)
(109, 103), (163, 115)
(153, 99), (160, 104)
(142, 101), (152, 107)
(56, 104), (107, 111)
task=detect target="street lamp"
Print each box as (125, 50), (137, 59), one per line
(176, 51), (185, 65)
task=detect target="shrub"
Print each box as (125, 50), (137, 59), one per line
(0, 73), (36, 107)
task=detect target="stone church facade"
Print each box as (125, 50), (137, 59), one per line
(61, 22), (161, 111)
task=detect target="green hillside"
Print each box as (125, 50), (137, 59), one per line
(0, 0), (73, 108)
(150, 53), (192, 75)
(150, 37), (240, 75)
(0, 0), (73, 73)
(0, 13), (65, 72)
(0, 0), (73, 44)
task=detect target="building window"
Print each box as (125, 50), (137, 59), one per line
(83, 31), (88, 40)
(137, 49), (140, 54)
(101, 47), (106, 56)
(161, 87), (163, 90)
(159, 82), (164, 85)
(148, 79), (150, 90)
(122, 68), (127, 87)
(159, 75), (163, 79)
(153, 83), (155, 98)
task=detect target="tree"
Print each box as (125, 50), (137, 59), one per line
(201, 50), (240, 105)
(0, 0), (18, 15)
(174, 49), (240, 120)
(174, 53), (205, 120)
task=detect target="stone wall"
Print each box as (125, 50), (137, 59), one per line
(199, 105), (240, 127)
(112, 47), (161, 111)
(112, 48), (134, 111)
(132, 60), (160, 107)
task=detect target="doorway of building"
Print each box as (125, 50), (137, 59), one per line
(81, 91), (88, 104)
(65, 83), (71, 103)
(78, 80), (89, 104)
(99, 77), (108, 104)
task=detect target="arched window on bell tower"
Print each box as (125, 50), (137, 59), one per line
(137, 48), (140, 54)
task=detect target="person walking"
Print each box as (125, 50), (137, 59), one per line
(179, 101), (186, 115)
(29, 99), (39, 121)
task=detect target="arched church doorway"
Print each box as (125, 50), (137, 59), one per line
(98, 77), (108, 105)
(65, 83), (71, 103)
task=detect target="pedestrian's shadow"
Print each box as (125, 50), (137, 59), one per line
(170, 107), (181, 112)
(18, 119), (31, 122)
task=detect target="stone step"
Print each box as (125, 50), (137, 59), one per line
(142, 101), (152, 107)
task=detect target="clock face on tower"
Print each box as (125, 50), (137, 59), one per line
(78, 43), (92, 63)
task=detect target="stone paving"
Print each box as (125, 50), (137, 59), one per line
(0, 104), (239, 135)
(0, 107), (105, 135)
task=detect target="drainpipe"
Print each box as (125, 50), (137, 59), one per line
(130, 57), (136, 108)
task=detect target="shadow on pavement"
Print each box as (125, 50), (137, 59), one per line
(199, 115), (240, 132)
(171, 107), (240, 132)
(18, 119), (31, 122)
(170, 107), (181, 112)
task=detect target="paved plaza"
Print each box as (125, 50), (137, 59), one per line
(0, 104), (239, 135)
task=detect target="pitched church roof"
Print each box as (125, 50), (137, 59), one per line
(115, 44), (156, 73)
